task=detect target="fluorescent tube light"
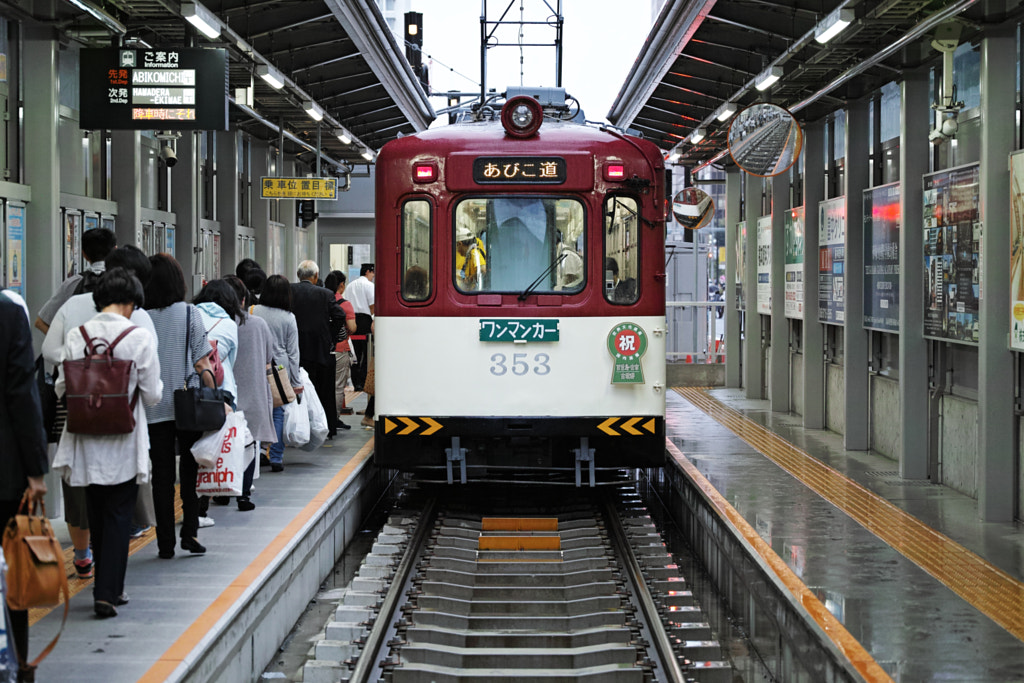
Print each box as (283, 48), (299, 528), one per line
(182, 2), (221, 40)
(690, 127), (706, 144)
(716, 103), (738, 122)
(814, 8), (854, 44)
(256, 64), (285, 90)
(361, 148), (375, 161)
(337, 129), (352, 145)
(303, 101), (323, 122)
(755, 66), (784, 91)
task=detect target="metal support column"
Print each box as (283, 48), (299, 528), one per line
(251, 139), (271, 270)
(978, 25), (1016, 520)
(899, 67), (931, 477)
(171, 131), (202, 298)
(803, 121), (825, 429)
(725, 167), (742, 387)
(770, 172), (790, 411)
(743, 174), (764, 398)
(843, 98), (870, 450)
(110, 132), (142, 250)
(22, 27), (60, 319)
(216, 130), (240, 277)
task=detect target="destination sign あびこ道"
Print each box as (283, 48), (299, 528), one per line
(79, 48), (227, 131)
(260, 177), (338, 200)
(473, 157), (566, 183)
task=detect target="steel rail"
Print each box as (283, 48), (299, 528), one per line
(602, 498), (687, 683)
(349, 496), (439, 683)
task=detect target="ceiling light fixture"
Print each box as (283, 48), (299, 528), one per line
(814, 8), (855, 44)
(181, 2), (221, 40)
(303, 101), (323, 122)
(755, 65), (784, 91)
(361, 148), (375, 161)
(716, 103), (738, 122)
(337, 128), (352, 145)
(256, 64), (285, 90)
(690, 127), (706, 144)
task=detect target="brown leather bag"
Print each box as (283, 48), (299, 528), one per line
(267, 363), (296, 408)
(3, 492), (69, 671)
(63, 325), (139, 435)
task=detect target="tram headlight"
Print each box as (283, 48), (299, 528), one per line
(500, 95), (544, 138)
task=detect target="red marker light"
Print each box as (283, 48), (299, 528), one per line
(605, 164), (625, 180)
(414, 163), (437, 182)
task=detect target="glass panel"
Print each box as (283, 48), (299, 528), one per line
(604, 196), (639, 304)
(402, 199), (431, 301)
(454, 197), (584, 294)
(879, 81), (901, 142)
(953, 42), (980, 110)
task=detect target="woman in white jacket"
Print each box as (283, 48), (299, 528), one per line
(53, 268), (163, 618)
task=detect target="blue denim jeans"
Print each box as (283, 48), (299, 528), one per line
(269, 406), (284, 465)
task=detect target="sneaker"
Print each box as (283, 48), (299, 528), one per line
(129, 525), (151, 539)
(198, 515), (215, 528)
(74, 557), (95, 579)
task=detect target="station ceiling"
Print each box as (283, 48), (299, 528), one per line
(7, 0), (435, 171)
(609, 0), (1013, 169)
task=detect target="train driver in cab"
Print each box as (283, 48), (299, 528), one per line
(456, 219), (487, 291)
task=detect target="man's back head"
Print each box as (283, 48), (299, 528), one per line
(83, 228), (117, 264)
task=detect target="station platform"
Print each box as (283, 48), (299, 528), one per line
(22, 394), (380, 683)
(666, 387), (1024, 682)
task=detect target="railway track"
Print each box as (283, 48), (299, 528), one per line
(307, 486), (731, 683)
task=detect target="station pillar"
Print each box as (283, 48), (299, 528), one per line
(743, 174), (764, 398)
(978, 24), (1016, 521)
(802, 122), (825, 429)
(843, 97), (870, 450)
(216, 130), (241, 276)
(724, 167), (742, 388)
(898, 67), (931, 479)
(769, 172), (789, 412)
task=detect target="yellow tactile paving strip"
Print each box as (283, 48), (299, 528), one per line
(675, 387), (1024, 644)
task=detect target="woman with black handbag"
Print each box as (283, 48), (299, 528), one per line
(143, 254), (217, 560)
(0, 289), (48, 681)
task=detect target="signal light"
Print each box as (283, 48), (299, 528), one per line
(414, 163), (437, 182)
(604, 164), (625, 181)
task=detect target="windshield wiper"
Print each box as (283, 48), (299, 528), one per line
(518, 252), (567, 302)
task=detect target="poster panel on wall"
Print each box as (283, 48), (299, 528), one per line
(735, 221), (746, 312)
(1011, 152), (1024, 349)
(784, 207), (805, 319)
(6, 203), (23, 296)
(756, 215), (772, 315)
(923, 163), (980, 344)
(818, 197), (846, 324)
(863, 183), (901, 332)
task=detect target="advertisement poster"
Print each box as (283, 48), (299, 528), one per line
(818, 197), (846, 324)
(756, 215), (772, 315)
(863, 183), (901, 331)
(784, 207), (805, 319)
(64, 211), (81, 279)
(924, 163), (980, 343)
(735, 221), (746, 312)
(6, 203), (23, 295)
(1011, 152), (1024, 348)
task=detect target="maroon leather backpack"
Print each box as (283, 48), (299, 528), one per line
(63, 325), (139, 435)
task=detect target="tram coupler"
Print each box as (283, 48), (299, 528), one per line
(574, 437), (595, 487)
(445, 437), (467, 484)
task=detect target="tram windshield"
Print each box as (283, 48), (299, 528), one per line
(454, 197), (585, 294)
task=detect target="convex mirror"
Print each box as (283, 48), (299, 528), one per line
(728, 103), (803, 177)
(672, 187), (715, 230)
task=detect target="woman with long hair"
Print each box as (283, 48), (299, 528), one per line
(143, 254), (216, 558)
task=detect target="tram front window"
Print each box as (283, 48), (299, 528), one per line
(454, 197), (584, 294)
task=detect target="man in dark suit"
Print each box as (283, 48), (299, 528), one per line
(291, 260), (345, 439)
(0, 290), (49, 681)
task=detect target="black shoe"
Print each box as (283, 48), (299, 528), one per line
(237, 497), (256, 512)
(181, 537), (206, 554)
(94, 600), (118, 618)
(338, 421), (351, 430)
(271, 463), (284, 472)
(339, 407), (354, 415)
(260, 455), (271, 467)
(158, 548), (175, 559)
(212, 496), (230, 506)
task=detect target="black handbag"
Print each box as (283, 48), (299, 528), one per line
(173, 307), (227, 432)
(35, 355), (64, 443)
(173, 369), (227, 432)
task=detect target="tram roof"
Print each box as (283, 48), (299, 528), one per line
(608, 0), (996, 170)
(29, 0), (435, 170)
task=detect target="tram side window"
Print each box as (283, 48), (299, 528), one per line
(402, 199), (431, 301)
(604, 196), (639, 304)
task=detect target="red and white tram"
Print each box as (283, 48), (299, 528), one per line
(372, 92), (666, 482)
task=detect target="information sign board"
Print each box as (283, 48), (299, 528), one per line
(863, 183), (901, 332)
(784, 207), (804, 319)
(479, 319), (559, 342)
(818, 197), (846, 324)
(756, 216), (772, 315)
(260, 177), (338, 200)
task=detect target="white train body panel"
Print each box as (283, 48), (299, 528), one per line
(375, 315), (666, 418)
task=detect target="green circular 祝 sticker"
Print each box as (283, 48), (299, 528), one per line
(607, 322), (647, 384)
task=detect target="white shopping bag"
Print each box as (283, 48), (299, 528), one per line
(191, 429), (223, 468)
(298, 367), (328, 451)
(282, 397), (310, 447)
(196, 411), (245, 496)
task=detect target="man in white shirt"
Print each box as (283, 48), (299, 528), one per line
(345, 263), (374, 391)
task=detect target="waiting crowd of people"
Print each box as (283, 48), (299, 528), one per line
(2, 228), (373, 678)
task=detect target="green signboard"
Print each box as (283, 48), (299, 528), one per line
(479, 319), (559, 342)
